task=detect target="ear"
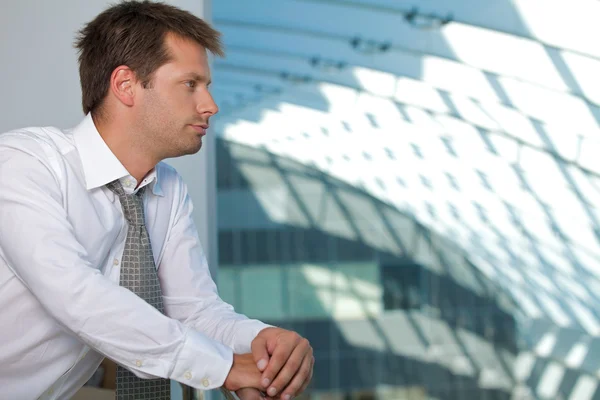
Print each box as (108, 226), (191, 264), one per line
(109, 66), (137, 108)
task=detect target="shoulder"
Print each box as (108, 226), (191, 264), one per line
(155, 161), (186, 189)
(155, 161), (180, 181)
(0, 126), (73, 186)
(0, 126), (71, 159)
(155, 161), (189, 200)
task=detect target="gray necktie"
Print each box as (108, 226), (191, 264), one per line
(107, 180), (171, 400)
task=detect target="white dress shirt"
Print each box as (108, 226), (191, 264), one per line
(0, 114), (269, 399)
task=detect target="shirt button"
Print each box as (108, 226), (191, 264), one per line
(113, 259), (119, 266)
(184, 371), (193, 380)
(202, 378), (210, 387)
(135, 360), (143, 367)
(47, 387), (54, 395)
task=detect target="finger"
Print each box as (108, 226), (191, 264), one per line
(261, 334), (301, 389)
(279, 351), (313, 400)
(266, 339), (310, 398)
(251, 335), (270, 372)
(297, 355), (315, 395)
(235, 388), (265, 400)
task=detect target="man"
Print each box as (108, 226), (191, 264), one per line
(0, 1), (313, 399)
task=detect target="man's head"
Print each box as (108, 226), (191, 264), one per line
(75, 1), (223, 159)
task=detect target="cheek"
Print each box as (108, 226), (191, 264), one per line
(142, 89), (189, 128)
(166, 93), (193, 115)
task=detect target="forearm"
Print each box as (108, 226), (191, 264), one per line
(158, 175), (271, 354)
(164, 294), (271, 353)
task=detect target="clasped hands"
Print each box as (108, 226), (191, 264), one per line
(223, 327), (314, 400)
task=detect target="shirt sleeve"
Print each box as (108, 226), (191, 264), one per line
(0, 135), (233, 390)
(158, 171), (271, 355)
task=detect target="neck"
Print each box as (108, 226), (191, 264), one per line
(92, 113), (157, 183)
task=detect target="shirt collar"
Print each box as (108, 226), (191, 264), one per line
(72, 113), (164, 196)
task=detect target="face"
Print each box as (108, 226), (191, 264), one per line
(134, 33), (218, 160)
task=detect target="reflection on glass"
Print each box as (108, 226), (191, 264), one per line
(213, 1), (600, 398)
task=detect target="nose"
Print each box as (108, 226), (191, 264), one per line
(197, 90), (219, 117)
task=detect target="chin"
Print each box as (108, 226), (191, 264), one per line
(163, 143), (202, 159)
(184, 141), (203, 155)
(168, 136), (203, 157)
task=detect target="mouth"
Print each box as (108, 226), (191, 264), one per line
(189, 124), (208, 135)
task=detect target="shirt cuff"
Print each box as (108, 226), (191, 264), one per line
(231, 320), (274, 354)
(171, 327), (234, 390)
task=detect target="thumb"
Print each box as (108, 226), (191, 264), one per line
(251, 334), (270, 372)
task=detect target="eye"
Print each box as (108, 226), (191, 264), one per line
(185, 80), (197, 89)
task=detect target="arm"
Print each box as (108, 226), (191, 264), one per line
(156, 170), (314, 399)
(0, 137), (231, 390)
(157, 171), (270, 354)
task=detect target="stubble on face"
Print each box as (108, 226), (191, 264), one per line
(137, 87), (203, 161)
(134, 35), (212, 161)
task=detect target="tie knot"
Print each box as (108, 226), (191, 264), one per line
(106, 180), (147, 226)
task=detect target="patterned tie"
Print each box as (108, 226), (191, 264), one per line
(107, 180), (171, 400)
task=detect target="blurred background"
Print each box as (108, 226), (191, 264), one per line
(209, 1), (600, 400)
(2, 0), (600, 399)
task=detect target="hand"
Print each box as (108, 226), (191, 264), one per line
(251, 327), (314, 399)
(223, 353), (263, 392)
(235, 388), (272, 400)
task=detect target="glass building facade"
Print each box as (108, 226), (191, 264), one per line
(216, 139), (519, 399)
(211, 1), (600, 399)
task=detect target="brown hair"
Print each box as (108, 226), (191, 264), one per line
(74, 0), (223, 116)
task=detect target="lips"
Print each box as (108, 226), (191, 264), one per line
(190, 124), (208, 135)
